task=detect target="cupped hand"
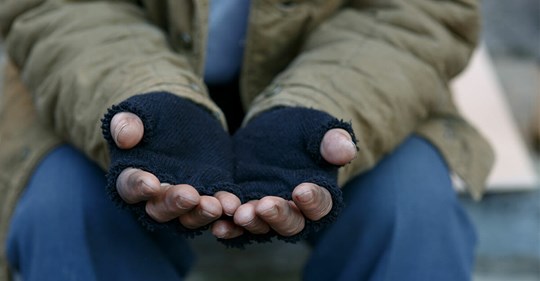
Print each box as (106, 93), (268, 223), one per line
(212, 128), (357, 239)
(110, 112), (240, 229)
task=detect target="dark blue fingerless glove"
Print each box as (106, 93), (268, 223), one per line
(222, 107), (357, 246)
(101, 92), (238, 236)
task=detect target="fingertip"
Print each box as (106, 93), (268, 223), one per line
(211, 220), (244, 239)
(234, 202), (271, 234)
(215, 191), (241, 216)
(255, 197), (281, 219)
(111, 112), (144, 149)
(211, 220), (228, 238)
(292, 183), (316, 204)
(174, 184), (201, 205)
(293, 182), (318, 193)
(199, 196), (223, 219)
(293, 183), (333, 221)
(320, 128), (357, 166)
(117, 168), (161, 203)
(167, 185), (200, 211)
(233, 203), (256, 226)
(140, 173), (161, 195)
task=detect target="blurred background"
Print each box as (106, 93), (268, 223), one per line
(458, 1), (539, 281)
(481, 0), (539, 147)
(0, 1), (538, 281)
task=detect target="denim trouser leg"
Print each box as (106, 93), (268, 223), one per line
(304, 136), (477, 281)
(6, 137), (476, 281)
(6, 145), (194, 281)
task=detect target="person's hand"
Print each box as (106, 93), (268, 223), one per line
(211, 128), (356, 238)
(102, 92), (242, 233)
(207, 107), (357, 245)
(110, 112), (236, 228)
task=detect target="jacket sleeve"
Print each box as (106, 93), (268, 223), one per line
(0, 0), (223, 169)
(245, 0), (480, 184)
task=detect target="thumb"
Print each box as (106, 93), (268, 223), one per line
(320, 128), (357, 166)
(110, 112), (144, 149)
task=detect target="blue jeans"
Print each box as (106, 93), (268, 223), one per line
(6, 136), (476, 281)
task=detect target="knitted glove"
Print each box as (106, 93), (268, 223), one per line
(222, 107), (357, 246)
(101, 92), (238, 236)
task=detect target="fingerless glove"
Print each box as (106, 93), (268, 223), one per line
(222, 107), (357, 246)
(102, 92), (238, 236)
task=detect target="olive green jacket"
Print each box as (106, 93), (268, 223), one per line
(0, 0), (493, 279)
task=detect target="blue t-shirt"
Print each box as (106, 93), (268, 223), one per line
(203, 0), (251, 85)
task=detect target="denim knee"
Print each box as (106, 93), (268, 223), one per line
(303, 136), (477, 281)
